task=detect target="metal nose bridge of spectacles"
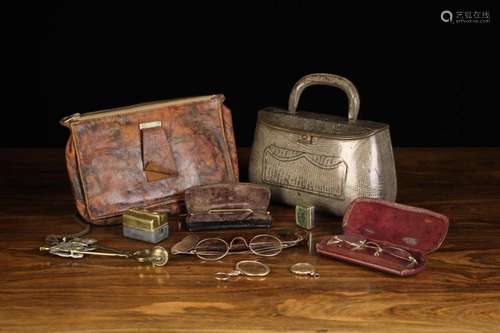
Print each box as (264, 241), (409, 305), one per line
(228, 236), (251, 252)
(356, 241), (384, 256)
(211, 235), (284, 256)
(327, 236), (366, 249)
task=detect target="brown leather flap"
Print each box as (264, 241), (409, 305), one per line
(67, 95), (238, 221)
(141, 126), (178, 182)
(185, 183), (271, 214)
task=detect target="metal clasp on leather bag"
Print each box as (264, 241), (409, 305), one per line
(139, 121), (162, 130)
(60, 113), (81, 125)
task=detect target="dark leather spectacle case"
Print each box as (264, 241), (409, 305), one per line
(185, 183), (272, 231)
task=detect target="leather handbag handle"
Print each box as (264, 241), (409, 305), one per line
(288, 73), (360, 122)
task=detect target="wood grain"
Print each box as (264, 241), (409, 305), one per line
(1, 148), (500, 333)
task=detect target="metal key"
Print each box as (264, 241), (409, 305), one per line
(40, 237), (168, 267)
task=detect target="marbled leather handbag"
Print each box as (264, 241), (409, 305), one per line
(249, 73), (397, 216)
(61, 95), (239, 224)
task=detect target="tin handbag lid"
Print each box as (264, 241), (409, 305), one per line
(342, 198), (449, 254)
(258, 73), (389, 140)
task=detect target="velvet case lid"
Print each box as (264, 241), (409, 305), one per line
(343, 198), (449, 254)
(316, 198), (449, 276)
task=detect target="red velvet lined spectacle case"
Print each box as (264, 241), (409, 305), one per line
(316, 198), (449, 276)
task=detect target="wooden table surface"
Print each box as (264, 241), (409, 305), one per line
(1, 148), (499, 333)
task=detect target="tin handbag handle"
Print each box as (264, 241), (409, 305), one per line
(288, 73), (360, 122)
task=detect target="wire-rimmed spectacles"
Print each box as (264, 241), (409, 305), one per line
(327, 234), (418, 268)
(172, 231), (307, 261)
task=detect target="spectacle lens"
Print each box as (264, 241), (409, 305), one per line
(236, 260), (270, 276)
(195, 238), (229, 261)
(249, 234), (282, 256)
(382, 246), (415, 264)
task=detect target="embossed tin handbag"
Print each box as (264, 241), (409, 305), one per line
(61, 95), (239, 225)
(249, 73), (397, 216)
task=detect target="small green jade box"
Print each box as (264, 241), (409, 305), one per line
(295, 205), (315, 230)
(122, 208), (169, 243)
